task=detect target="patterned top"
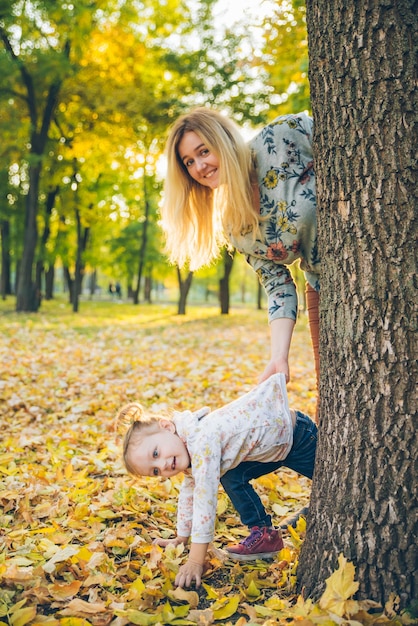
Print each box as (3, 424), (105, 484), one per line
(172, 373), (292, 543)
(229, 113), (320, 322)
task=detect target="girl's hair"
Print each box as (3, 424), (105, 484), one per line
(115, 402), (161, 476)
(161, 107), (259, 271)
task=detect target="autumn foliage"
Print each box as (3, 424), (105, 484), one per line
(0, 301), (411, 625)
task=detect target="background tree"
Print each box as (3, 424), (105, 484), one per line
(261, 0), (310, 116)
(298, 0), (417, 608)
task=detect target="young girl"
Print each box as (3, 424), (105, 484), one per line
(115, 373), (317, 589)
(160, 108), (320, 395)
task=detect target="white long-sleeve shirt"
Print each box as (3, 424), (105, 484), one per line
(172, 373), (293, 543)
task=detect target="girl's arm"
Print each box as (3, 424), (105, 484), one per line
(259, 317), (295, 383)
(175, 542), (209, 588)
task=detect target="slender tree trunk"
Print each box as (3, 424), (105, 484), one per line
(298, 0), (417, 607)
(72, 208), (89, 313)
(144, 274), (152, 303)
(36, 185), (59, 297)
(16, 160), (42, 311)
(1, 219), (12, 299)
(177, 267), (193, 315)
(45, 265), (55, 300)
(133, 177), (151, 305)
(63, 266), (74, 304)
(219, 248), (235, 314)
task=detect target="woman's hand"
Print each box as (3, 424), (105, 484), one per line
(259, 357), (290, 383)
(152, 535), (188, 548)
(175, 559), (204, 588)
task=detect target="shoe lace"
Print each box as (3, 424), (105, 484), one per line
(240, 526), (263, 547)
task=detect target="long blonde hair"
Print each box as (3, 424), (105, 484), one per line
(161, 107), (259, 270)
(115, 402), (162, 476)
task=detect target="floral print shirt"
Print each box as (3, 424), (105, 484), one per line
(172, 373), (292, 543)
(229, 113), (320, 322)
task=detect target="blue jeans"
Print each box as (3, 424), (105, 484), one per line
(220, 411), (317, 528)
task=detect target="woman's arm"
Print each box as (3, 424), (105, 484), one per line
(259, 317), (295, 383)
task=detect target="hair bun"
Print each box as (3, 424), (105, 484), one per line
(114, 402), (144, 438)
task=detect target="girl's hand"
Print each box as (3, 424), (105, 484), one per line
(152, 535), (188, 548)
(175, 558), (204, 588)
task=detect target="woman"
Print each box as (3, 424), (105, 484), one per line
(161, 108), (320, 399)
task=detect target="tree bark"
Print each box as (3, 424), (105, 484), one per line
(298, 0), (417, 607)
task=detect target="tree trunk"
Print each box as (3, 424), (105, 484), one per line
(298, 0), (417, 608)
(36, 185), (59, 297)
(45, 265), (54, 300)
(63, 266), (74, 304)
(0, 219), (12, 299)
(177, 267), (193, 315)
(219, 248), (235, 314)
(72, 208), (89, 313)
(133, 176), (151, 305)
(144, 274), (152, 303)
(16, 160), (42, 312)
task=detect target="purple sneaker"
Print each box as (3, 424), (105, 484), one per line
(226, 526), (284, 562)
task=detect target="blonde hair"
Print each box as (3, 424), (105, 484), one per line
(161, 107), (259, 270)
(115, 402), (162, 476)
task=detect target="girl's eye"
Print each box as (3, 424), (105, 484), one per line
(185, 159), (194, 168)
(153, 448), (158, 458)
(153, 468), (159, 476)
(201, 148), (209, 156)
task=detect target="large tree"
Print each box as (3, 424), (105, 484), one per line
(297, 0), (417, 608)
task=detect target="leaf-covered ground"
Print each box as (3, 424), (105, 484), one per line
(0, 300), (412, 626)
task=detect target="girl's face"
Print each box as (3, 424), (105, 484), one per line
(127, 420), (190, 477)
(178, 131), (220, 189)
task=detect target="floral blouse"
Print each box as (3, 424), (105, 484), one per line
(172, 373), (293, 543)
(229, 113), (320, 322)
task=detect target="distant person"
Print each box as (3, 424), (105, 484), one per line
(160, 109), (320, 412)
(115, 282), (122, 299)
(115, 373), (317, 588)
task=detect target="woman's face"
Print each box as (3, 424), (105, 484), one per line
(178, 131), (220, 189)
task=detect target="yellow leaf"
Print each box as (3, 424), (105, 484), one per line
(287, 525), (303, 547)
(48, 580), (82, 601)
(168, 587), (199, 609)
(213, 595), (240, 620)
(64, 462), (73, 479)
(9, 606), (37, 626)
(319, 554), (360, 617)
(127, 577), (146, 599)
(74, 546), (93, 562)
(125, 610), (159, 626)
(245, 579), (261, 598)
(201, 582), (219, 599)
